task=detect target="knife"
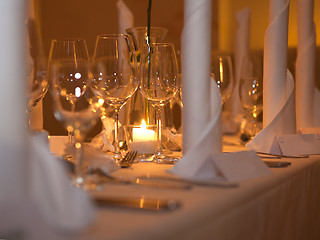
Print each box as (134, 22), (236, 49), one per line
(90, 168), (192, 190)
(94, 196), (181, 211)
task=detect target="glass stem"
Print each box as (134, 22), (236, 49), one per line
(113, 107), (122, 162)
(74, 141), (85, 187)
(156, 106), (162, 154)
(68, 100), (76, 142)
(252, 114), (257, 138)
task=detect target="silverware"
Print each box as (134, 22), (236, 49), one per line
(138, 175), (239, 188)
(119, 151), (137, 168)
(93, 196), (181, 211)
(89, 168), (192, 190)
(256, 152), (309, 159)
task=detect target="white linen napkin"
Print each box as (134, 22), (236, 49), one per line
(181, 0), (214, 153)
(295, 0), (320, 131)
(170, 80), (223, 178)
(29, 133), (95, 232)
(223, 7), (250, 134)
(117, 0), (134, 34)
(170, 0), (225, 181)
(247, 70), (295, 153)
(246, 0), (296, 154)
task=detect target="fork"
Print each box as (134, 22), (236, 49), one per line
(119, 151), (137, 168)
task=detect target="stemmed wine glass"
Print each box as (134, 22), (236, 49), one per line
(211, 55), (234, 104)
(239, 55), (263, 139)
(49, 57), (101, 187)
(91, 34), (138, 162)
(139, 43), (179, 164)
(26, 20), (48, 128)
(48, 39), (89, 142)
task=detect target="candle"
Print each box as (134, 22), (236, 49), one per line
(127, 120), (157, 154)
(133, 120), (156, 141)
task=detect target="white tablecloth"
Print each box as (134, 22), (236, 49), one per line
(51, 137), (320, 240)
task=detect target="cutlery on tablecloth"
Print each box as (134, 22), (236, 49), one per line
(93, 196), (181, 211)
(89, 168), (192, 190)
(256, 152), (309, 159)
(138, 175), (239, 188)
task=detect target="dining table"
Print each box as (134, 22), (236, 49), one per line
(50, 135), (320, 240)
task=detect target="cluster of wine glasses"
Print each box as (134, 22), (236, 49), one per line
(45, 31), (180, 186)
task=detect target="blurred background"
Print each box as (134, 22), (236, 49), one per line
(33, 0), (320, 136)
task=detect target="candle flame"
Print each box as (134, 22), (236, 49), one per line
(141, 119), (147, 129)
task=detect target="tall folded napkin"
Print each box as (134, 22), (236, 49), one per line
(224, 7), (251, 133)
(0, 0), (27, 203)
(295, 0), (320, 131)
(117, 0), (134, 34)
(170, 0), (223, 179)
(181, 0), (214, 153)
(246, 0), (296, 154)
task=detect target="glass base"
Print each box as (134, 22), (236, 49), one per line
(113, 152), (123, 163)
(153, 151), (178, 164)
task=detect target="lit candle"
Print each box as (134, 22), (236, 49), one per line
(129, 120), (157, 154)
(133, 120), (156, 141)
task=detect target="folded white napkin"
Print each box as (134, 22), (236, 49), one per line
(117, 0), (134, 34)
(171, 0), (227, 181)
(29, 132), (95, 232)
(170, 80), (223, 177)
(295, 0), (320, 131)
(247, 71), (295, 153)
(246, 0), (296, 154)
(223, 7), (250, 134)
(64, 141), (119, 174)
(171, 150), (271, 183)
(181, 0), (215, 153)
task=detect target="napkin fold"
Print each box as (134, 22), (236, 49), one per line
(170, 80), (223, 178)
(223, 7), (251, 134)
(246, 0), (296, 154)
(295, 0), (320, 131)
(247, 71), (295, 153)
(29, 133), (95, 232)
(117, 0), (134, 34)
(171, 150), (271, 183)
(64, 140), (120, 174)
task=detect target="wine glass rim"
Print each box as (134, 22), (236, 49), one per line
(97, 33), (131, 39)
(144, 42), (174, 47)
(126, 26), (168, 32)
(51, 38), (87, 43)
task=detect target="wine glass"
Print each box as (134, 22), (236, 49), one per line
(239, 55), (263, 139)
(26, 19), (48, 128)
(139, 43), (179, 164)
(48, 39), (89, 142)
(91, 34), (138, 162)
(211, 55), (234, 104)
(49, 58), (101, 187)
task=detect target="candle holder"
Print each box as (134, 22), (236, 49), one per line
(124, 121), (157, 162)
